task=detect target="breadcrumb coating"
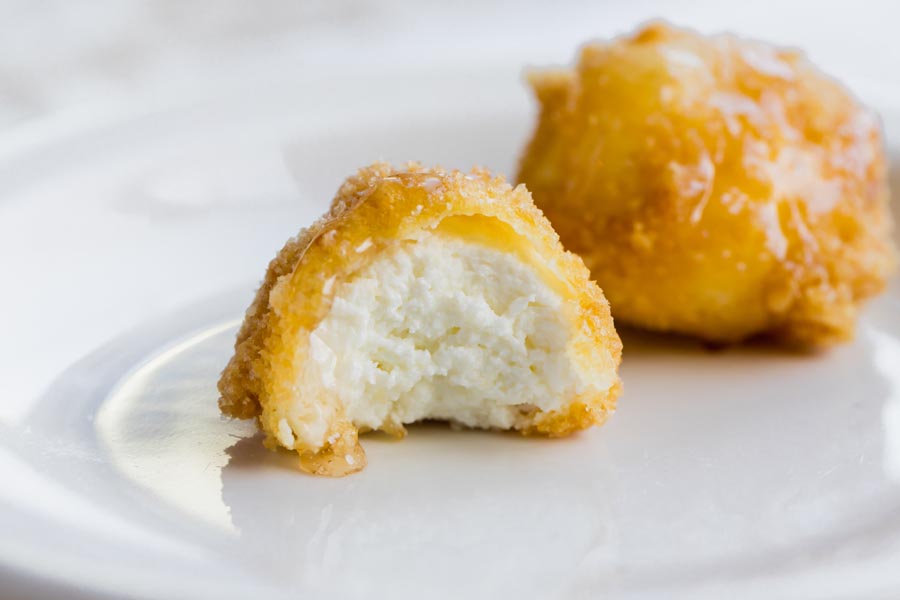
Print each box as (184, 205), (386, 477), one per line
(218, 163), (622, 476)
(518, 22), (897, 345)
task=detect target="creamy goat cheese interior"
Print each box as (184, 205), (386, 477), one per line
(303, 233), (589, 441)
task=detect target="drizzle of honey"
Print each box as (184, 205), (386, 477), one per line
(433, 214), (573, 299)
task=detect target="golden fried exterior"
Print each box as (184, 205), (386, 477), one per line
(218, 163), (622, 476)
(518, 22), (896, 345)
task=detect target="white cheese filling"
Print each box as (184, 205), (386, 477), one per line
(304, 233), (590, 441)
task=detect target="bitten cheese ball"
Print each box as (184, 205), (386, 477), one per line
(518, 22), (896, 345)
(218, 163), (622, 476)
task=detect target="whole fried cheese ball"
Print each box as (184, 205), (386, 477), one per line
(218, 163), (622, 476)
(518, 23), (896, 345)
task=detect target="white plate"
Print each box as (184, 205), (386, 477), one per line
(3, 59), (900, 600)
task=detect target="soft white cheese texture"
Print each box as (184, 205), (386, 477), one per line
(306, 233), (588, 433)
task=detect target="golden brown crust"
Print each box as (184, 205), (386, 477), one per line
(218, 162), (622, 475)
(217, 163), (400, 420)
(518, 22), (897, 346)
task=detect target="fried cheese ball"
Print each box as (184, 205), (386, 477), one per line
(518, 23), (897, 345)
(218, 163), (622, 476)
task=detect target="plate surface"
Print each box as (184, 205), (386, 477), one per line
(10, 281), (900, 600)
(3, 13), (900, 599)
